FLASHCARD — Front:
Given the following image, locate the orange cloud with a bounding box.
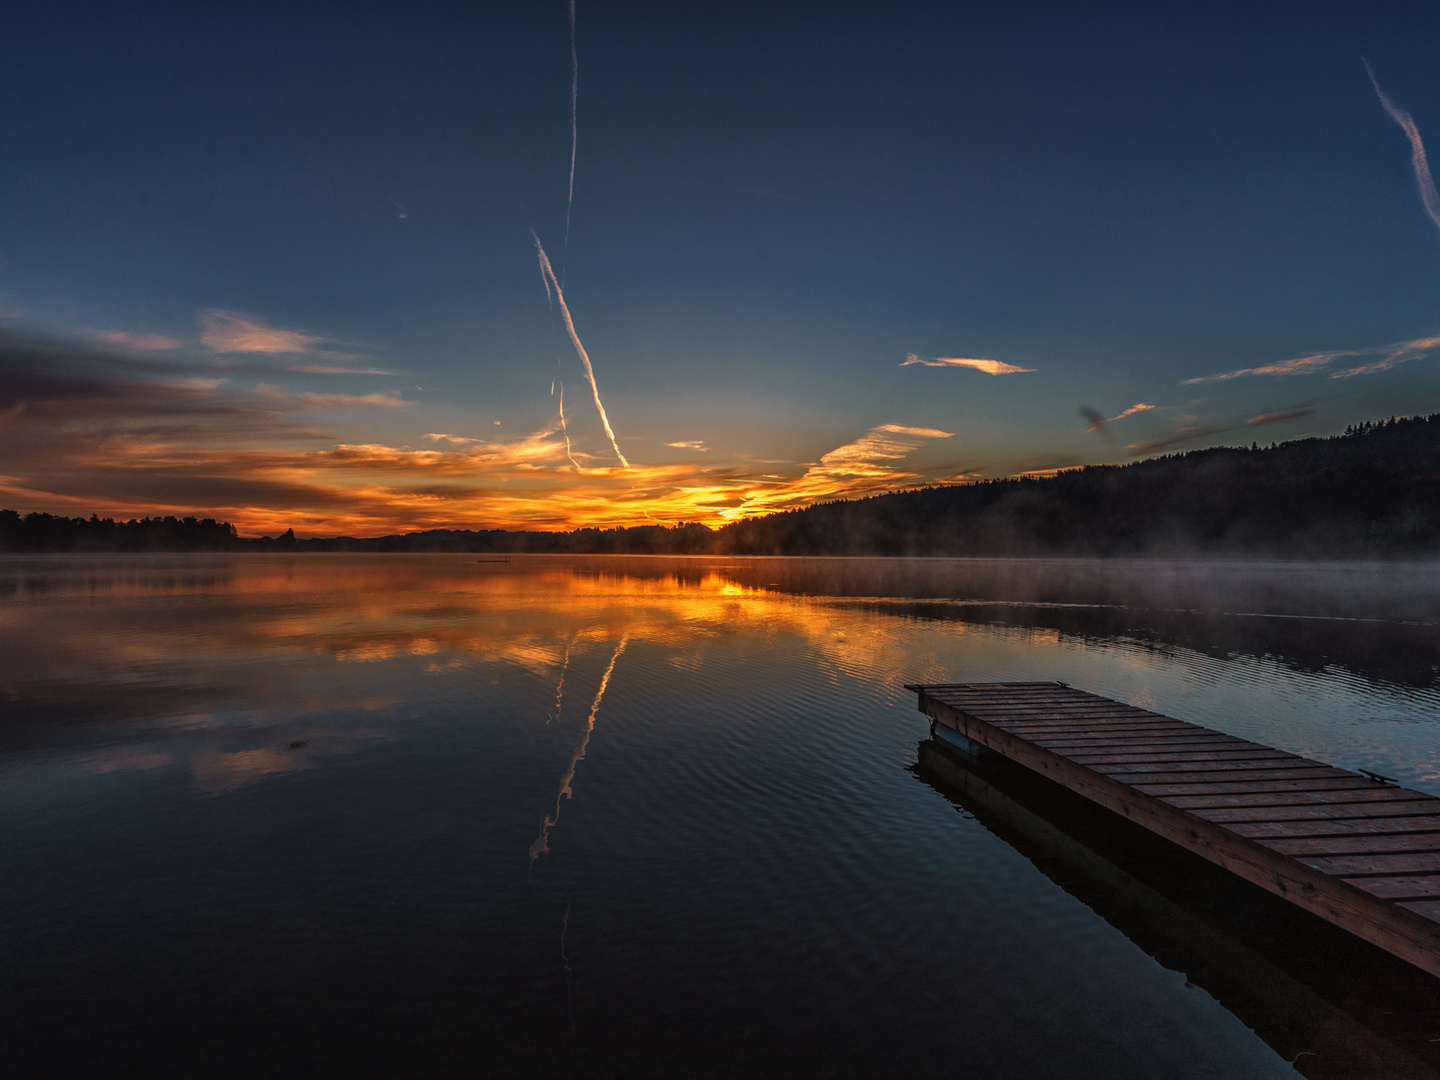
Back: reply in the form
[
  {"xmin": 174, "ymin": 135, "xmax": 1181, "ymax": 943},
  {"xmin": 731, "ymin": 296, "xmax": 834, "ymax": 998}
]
[
  {"xmin": 1184, "ymin": 335, "xmax": 1440, "ymax": 384},
  {"xmin": 92, "ymin": 330, "xmax": 185, "ymax": 351},
  {"xmin": 0, "ymin": 330, "xmax": 975, "ymax": 536},
  {"xmin": 200, "ymin": 310, "xmax": 323, "ymax": 354},
  {"xmin": 902, "ymin": 353, "xmax": 1035, "ymax": 374},
  {"xmin": 1247, "ymin": 407, "xmax": 1314, "ymax": 426},
  {"xmin": 1081, "ymin": 402, "xmax": 1154, "ymax": 432},
  {"xmin": 721, "ymin": 423, "xmax": 954, "ymax": 518}
]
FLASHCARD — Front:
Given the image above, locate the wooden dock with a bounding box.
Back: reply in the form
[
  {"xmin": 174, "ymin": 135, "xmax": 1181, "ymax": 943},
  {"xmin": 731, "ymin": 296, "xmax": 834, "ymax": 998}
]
[{"xmin": 907, "ymin": 681, "xmax": 1440, "ymax": 978}]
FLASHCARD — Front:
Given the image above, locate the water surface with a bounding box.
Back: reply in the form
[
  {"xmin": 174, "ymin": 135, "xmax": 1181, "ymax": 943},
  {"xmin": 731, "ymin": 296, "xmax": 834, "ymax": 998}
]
[{"xmin": 4, "ymin": 554, "xmax": 1440, "ymax": 1077}]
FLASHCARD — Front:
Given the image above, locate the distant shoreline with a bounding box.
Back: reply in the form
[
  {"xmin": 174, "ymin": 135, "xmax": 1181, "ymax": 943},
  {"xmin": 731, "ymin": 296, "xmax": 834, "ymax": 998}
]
[{"xmin": 5, "ymin": 415, "xmax": 1440, "ymax": 559}]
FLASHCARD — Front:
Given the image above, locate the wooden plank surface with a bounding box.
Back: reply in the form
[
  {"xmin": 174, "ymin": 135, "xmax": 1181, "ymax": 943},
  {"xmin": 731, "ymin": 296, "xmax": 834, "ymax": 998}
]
[
  {"xmin": 1262, "ymin": 834, "xmax": 1440, "ymax": 856},
  {"xmin": 908, "ymin": 680, "xmax": 1440, "ymax": 980}
]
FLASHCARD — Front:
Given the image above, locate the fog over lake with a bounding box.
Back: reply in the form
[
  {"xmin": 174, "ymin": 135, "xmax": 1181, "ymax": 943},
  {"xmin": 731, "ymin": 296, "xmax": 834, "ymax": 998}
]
[{"xmin": 4, "ymin": 554, "xmax": 1439, "ymax": 1077}]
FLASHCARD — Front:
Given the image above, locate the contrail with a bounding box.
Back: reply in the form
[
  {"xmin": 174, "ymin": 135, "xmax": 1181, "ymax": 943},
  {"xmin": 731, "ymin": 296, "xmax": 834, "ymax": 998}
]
[
  {"xmin": 557, "ymin": 382, "xmax": 582, "ymax": 471},
  {"xmin": 564, "ymin": 0, "xmax": 578, "ymax": 262},
  {"xmin": 529, "ymin": 635, "xmax": 628, "ymax": 862},
  {"xmin": 534, "ymin": 232, "xmax": 630, "ymax": 467},
  {"xmin": 1366, "ymin": 60, "xmax": 1440, "ymax": 237}
]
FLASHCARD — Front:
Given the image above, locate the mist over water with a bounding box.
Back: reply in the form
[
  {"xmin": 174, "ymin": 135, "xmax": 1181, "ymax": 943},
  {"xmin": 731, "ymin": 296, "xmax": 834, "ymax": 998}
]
[{"xmin": 2, "ymin": 553, "xmax": 1438, "ymax": 1077}]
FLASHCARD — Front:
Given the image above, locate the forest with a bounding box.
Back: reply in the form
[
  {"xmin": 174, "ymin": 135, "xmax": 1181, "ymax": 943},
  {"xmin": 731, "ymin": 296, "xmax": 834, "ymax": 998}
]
[{"xmin": 4, "ymin": 414, "xmax": 1439, "ymax": 557}]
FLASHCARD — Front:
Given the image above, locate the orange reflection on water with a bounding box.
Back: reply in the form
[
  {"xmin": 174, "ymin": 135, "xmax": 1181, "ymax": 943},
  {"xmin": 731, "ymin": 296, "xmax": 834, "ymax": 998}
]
[{"xmin": 0, "ymin": 554, "xmax": 1078, "ymax": 802}]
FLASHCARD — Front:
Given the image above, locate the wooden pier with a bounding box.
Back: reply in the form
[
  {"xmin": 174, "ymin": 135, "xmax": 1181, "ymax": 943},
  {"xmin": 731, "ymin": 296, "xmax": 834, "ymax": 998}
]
[{"xmin": 907, "ymin": 681, "xmax": 1440, "ymax": 978}]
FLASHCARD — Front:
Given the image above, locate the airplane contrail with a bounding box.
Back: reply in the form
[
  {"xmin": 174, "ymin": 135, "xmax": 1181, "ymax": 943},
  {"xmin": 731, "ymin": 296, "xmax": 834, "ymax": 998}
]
[
  {"xmin": 557, "ymin": 382, "xmax": 582, "ymax": 470},
  {"xmin": 529, "ymin": 635, "xmax": 628, "ymax": 862},
  {"xmin": 534, "ymin": 231, "xmax": 630, "ymax": 467},
  {"xmin": 1366, "ymin": 60, "xmax": 1440, "ymax": 237},
  {"xmin": 564, "ymin": 0, "xmax": 578, "ymax": 261}
]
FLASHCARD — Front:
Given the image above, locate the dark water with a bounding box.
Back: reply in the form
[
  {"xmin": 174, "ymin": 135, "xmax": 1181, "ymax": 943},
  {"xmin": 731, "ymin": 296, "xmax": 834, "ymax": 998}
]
[{"xmin": 3, "ymin": 554, "xmax": 1440, "ymax": 1078}]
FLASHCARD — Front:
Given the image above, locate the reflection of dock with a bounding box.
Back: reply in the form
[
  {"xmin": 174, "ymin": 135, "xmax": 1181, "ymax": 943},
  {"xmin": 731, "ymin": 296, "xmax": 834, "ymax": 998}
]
[
  {"xmin": 914, "ymin": 738, "xmax": 1440, "ymax": 1078},
  {"xmin": 906, "ymin": 682, "xmax": 1440, "ymax": 980}
]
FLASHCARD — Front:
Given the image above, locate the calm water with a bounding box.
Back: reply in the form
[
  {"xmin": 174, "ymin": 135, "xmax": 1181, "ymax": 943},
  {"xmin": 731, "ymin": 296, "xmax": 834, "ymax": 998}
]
[{"xmin": 4, "ymin": 554, "xmax": 1440, "ymax": 1078}]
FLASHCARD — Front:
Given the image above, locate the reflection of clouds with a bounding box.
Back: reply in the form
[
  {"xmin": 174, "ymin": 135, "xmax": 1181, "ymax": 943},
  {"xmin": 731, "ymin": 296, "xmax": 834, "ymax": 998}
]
[
  {"xmin": 189, "ymin": 727, "xmax": 391, "ymax": 794},
  {"xmin": 191, "ymin": 746, "xmax": 306, "ymax": 792},
  {"xmin": 83, "ymin": 748, "xmax": 175, "ymax": 774},
  {"xmin": 0, "ymin": 555, "xmax": 998, "ymax": 748}
]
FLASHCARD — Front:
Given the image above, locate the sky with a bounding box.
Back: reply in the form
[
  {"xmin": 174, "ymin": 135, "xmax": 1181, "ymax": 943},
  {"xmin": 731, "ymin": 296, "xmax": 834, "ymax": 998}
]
[{"xmin": 4, "ymin": 2, "xmax": 1440, "ymax": 535}]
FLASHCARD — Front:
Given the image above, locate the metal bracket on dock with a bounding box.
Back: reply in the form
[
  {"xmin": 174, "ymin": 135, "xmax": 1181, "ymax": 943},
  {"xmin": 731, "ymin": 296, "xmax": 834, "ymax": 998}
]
[
  {"xmin": 930, "ymin": 720, "xmax": 989, "ymax": 760},
  {"xmin": 1359, "ymin": 768, "xmax": 1399, "ymax": 785}
]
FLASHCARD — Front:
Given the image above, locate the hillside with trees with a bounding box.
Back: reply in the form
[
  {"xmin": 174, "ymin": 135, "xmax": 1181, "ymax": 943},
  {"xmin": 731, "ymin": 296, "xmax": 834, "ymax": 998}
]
[{"xmin": 715, "ymin": 414, "xmax": 1440, "ymax": 557}]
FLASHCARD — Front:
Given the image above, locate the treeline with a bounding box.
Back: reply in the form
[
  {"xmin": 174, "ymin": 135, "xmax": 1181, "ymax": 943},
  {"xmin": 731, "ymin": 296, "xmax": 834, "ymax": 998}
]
[
  {"xmin": 717, "ymin": 414, "xmax": 1440, "ymax": 557},
  {"xmin": 6, "ymin": 414, "xmax": 1440, "ymax": 557},
  {"xmin": 0, "ymin": 510, "xmax": 239, "ymax": 552}
]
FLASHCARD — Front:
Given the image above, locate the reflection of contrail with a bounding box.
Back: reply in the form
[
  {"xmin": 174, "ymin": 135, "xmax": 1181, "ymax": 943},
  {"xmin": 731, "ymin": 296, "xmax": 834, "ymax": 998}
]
[
  {"xmin": 1366, "ymin": 60, "xmax": 1440, "ymax": 237},
  {"xmin": 564, "ymin": 0, "xmax": 578, "ymax": 261},
  {"xmin": 533, "ymin": 232, "xmax": 630, "ymax": 467},
  {"xmin": 549, "ymin": 635, "xmax": 577, "ymax": 724},
  {"xmin": 529, "ymin": 635, "xmax": 628, "ymax": 861},
  {"xmin": 561, "ymin": 901, "xmax": 576, "ymax": 1037},
  {"xmin": 557, "ymin": 382, "xmax": 582, "ymax": 471}
]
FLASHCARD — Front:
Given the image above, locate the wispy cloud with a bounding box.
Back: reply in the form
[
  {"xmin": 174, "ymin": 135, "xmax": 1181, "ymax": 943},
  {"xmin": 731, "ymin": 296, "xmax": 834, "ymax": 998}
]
[
  {"xmin": 902, "ymin": 353, "xmax": 1035, "ymax": 375},
  {"xmin": 1247, "ymin": 407, "xmax": 1314, "ymax": 426},
  {"xmin": 92, "ymin": 330, "xmax": 184, "ymax": 351},
  {"xmin": 1125, "ymin": 407, "xmax": 1312, "ymax": 457},
  {"xmin": 271, "ymin": 390, "xmax": 412, "ymax": 410},
  {"xmin": 1124, "ymin": 424, "xmax": 1230, "ymax": 457},
  {"xmin": 200, "ymin": 310, "xmax": 323, "ymax": 354},
  {"xmin": 1367, "ymin": 60, "xmax": 1440, "ymax": 238},
  {"xmin": 0, "ymin": 329, "xmax": 981, "ymax": 536},
  {"xmin": 667, "ymin": 440, "xmax": 707, "ymax": 451},
  {"xmin": 1080, "ymin": 402, "xmax": 1154, "ymax": 433},
  {"xmin": 1184, "ymin": 335, "xmax": 1440, "ymax": 384},
  {"xmin": 726, "ymin": 423, "xmax": 953, "ymax": 517},
  {"xmin": 533, "ymin": 232, "xmax": 629, "ymax": 468},
  {"xmin": 1182, "ymin": 352, "xmax": 1339, "ymax": 384}
]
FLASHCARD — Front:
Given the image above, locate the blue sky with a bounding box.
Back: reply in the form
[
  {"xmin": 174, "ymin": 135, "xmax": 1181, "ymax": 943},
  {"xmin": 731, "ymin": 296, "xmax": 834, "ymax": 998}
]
[{"xmin": 3, "ymin": 2, "xmax": 1440, "ymax": 532}]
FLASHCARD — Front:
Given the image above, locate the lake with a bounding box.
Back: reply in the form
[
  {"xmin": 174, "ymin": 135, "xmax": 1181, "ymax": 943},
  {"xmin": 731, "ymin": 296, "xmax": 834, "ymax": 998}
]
[{"xmin": 3, "ymin": 553, "xmax": 1440, "ymax": 1078}]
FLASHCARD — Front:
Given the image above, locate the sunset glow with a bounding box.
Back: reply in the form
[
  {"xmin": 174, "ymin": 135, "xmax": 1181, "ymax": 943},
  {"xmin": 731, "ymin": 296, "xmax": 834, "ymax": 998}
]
[{"xmin": 2, "ymin": 8, "xmax": 1439, "ymax": 536}]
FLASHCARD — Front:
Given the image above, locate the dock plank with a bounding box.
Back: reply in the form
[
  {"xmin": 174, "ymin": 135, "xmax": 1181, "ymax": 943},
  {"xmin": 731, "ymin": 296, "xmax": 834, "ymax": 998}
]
[
  {"xmin": 1190, "ymin": 800, "xmax": 1440, "ymax": 823},
  {"xmin": 1301, "ymin": 852, "xmax": 1440, "ymax": 876},
  {"xmin": 1260, "ymin": 834, "xmax": 1440, "ymax": 856},
  {"xmin": 1160, "ymin": 788, "xmax": 1429, "ymax": 810},
  {"xmin": 908, "ymin": 680, "xmax": 1440, "ymax": 979},
  {"xmin": 1094, "ymin": 754, "xmax": 1330, "ymax": 771},
  {"xmin": 1346, "ymin": 876, "xmax": 1440, "ymax": 901},
  {"xmin": 1228, "ymin": 815, "xmax": 1440, "ymax": 838},
  {"xmin": 1134, "ymin": 779, "xmax": 1377, "ymax": 797},
  {"xmin": 1108, "ymin": 766, "xmax": 1353, "ymax": 784}
]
